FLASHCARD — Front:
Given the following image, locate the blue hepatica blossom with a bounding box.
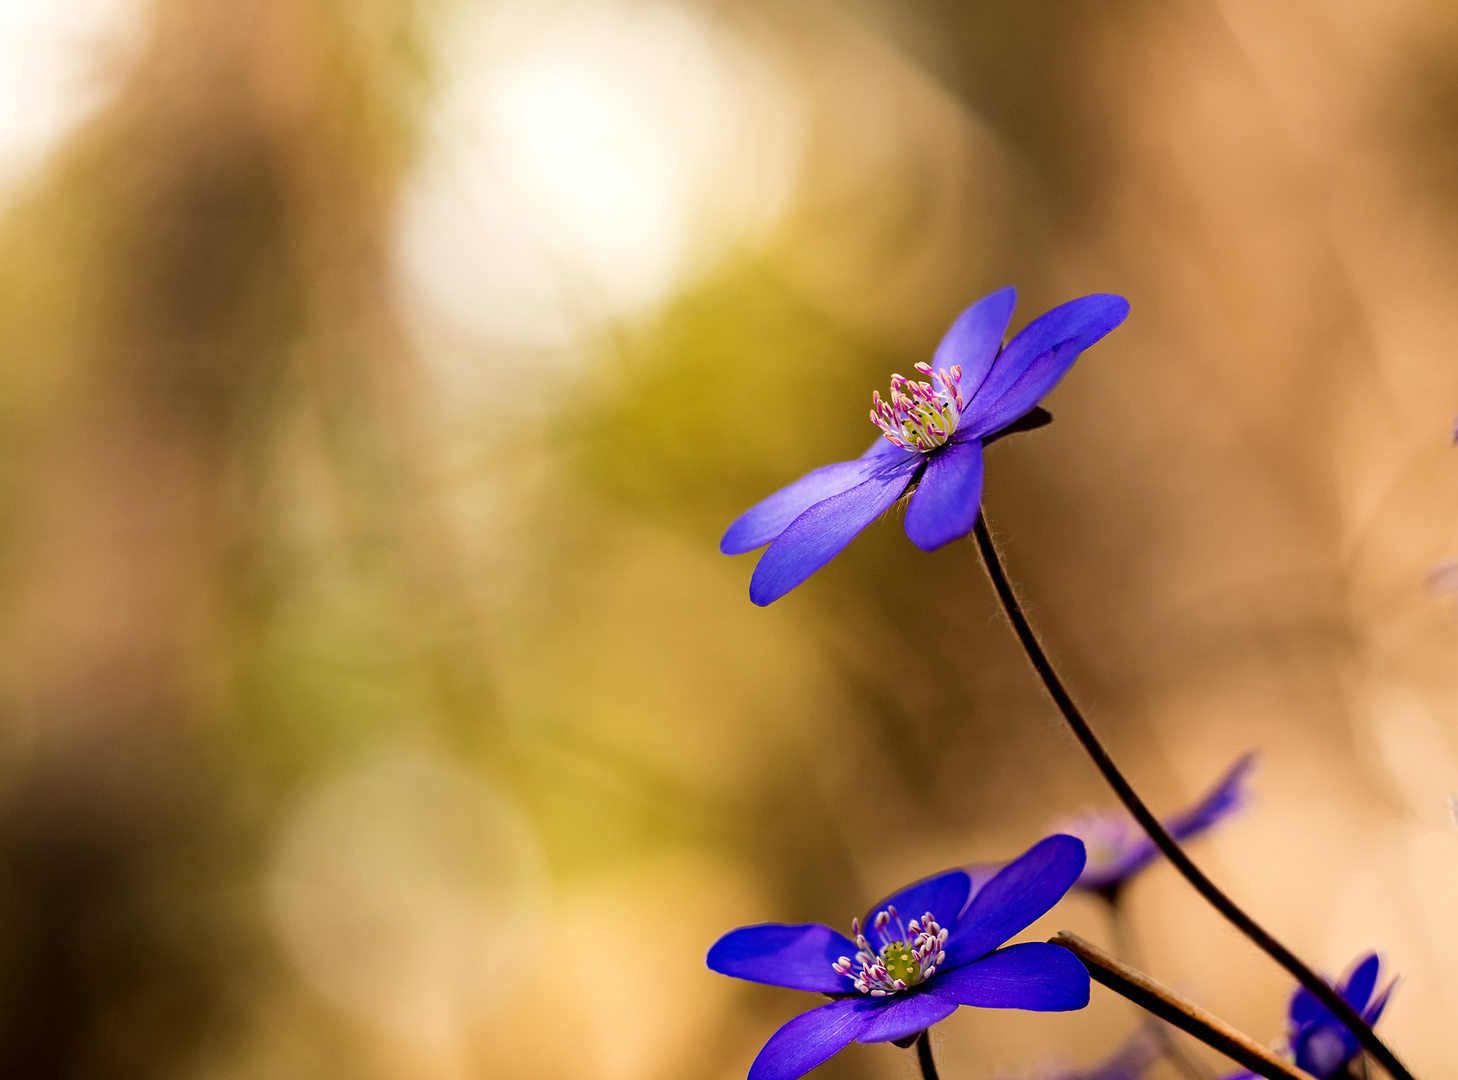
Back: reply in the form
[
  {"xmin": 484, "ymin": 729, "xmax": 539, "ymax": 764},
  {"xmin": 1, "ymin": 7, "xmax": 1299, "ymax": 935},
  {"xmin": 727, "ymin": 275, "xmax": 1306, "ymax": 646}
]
[
  {"xmin": 1225, "ymin": 952, "xmax": 1396, "ymax": 1080},
  {"xmin": 707, "ymin": 835, "xmax": 1091, "ymax": 1080},
  {"xmin": 1058, "ymin": 753, "xmax": 1255, "ymax": 895},
  {"xmin": 721, "ymin": 287, "xmax": 1130, "ymax": 605}
]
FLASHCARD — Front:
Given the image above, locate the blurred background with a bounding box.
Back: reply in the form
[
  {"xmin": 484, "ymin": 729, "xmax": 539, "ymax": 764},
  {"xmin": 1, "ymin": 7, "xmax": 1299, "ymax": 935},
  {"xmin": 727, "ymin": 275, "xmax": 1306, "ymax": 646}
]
[{"xmin": 0, "ymin": 0, "xmax": 1454, "ymax": 1078}]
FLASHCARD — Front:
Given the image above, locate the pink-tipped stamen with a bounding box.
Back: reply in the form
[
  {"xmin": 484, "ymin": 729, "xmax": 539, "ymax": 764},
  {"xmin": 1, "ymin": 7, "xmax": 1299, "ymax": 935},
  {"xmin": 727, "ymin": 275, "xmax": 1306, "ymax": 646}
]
[{"xmin": 870, "ymin": 364, "xmax": 965, "ymax": 452}]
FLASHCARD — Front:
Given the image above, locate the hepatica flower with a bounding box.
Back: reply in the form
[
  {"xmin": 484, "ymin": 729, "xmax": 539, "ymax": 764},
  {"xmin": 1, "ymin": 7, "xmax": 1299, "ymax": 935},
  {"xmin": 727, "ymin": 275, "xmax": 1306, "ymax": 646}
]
[
  {"xmin": 707, "ymin": 835, "xmax": 1091, "ymax": 1080},
  {"xmin": 1059, "ymin": 753, "xmax": 1255, "ymax": 895},
  {"xmin": 721, "ymin": 288, "xmax": 1129, "ymax": 605},
  {"xmin": 1288, "ymin": 952, "xmax": 1396, "ymax": 1079},
  {"xmin": 1224, "ymin": 953, "xmax": 1396, "ymax": 1080}
]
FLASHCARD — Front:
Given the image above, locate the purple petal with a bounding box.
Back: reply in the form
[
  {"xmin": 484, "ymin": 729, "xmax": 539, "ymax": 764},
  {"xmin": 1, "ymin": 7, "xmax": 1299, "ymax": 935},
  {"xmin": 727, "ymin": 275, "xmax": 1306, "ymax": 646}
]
[
  {"xmin": 1295, "ymin": 1027, "xmax": 1356, "ymax": 1080},
  {"xmin": 748, "ymin": 455, "xmax": 920, "ymax": 606},
  {"xmin": 1287, "ymin": 952, "xmax": 1396, "ymax": 1079},
  {"xmin": 903, "ymin": 439, "xmax": 985, "ymax": 552},
  {"xmin": 959, "ymin": 863, "xmax": 1004, "ymax": 916},
  {"xmin": 722, "ymin": 458, "xmax": 884, "ymax": 555},
  {"xmin": 1073, "ymin": 753, "xmax": 1255, "ymax": 892},
  {"xmin": 1064, "ymin": 812, "xmax": 1152, "ymax": 892},
  {"xmin": 943, "ymin": 835, "xmax": 1085, "ymax": 968},
  {"xmin": 1166, "ymin": 752, "xmax": 1257, "ymax": 843},
  {"xmin": 1364, "ymin": 973, "xmax": 1396, "ymax": 1026},
  {"xmin": 1288, "ymin": 978, "xmax": 1328, "ymax": 1028},
  {"xmin": 1339, "ymin": 952, "xmax": 1380, "ymax": 1014},
  {"xmin": 853, "ymin": 992, "xmax": 960, "ymax": 1044},
  {"xmin": 864, "ymin": 870, "xmax": 973, "ymax": 937},
  {"xmin": 862, "ymin": 435, "xmax": 918, "ymax": 460},
  {"xmin": 961, "ymin": 294, "xmax": 1129, "ymax": 440},
  {"xmin": 928, "ymin": 287, "xmax": 1017, "ymax": 401},
  {"xmin": 747, "ymin": 999, "xmax": 871, "ymax": 1080},
  {"xmin": 929, "ymin": 942, "xmax": 1090, "ymax": 1011},
  {"xmin": 980, "ymin": 406, "xmax": 1053, "ymax": 446},
  {"xmin": 707, "ymin": 923, "xmax": 858, "ymax": 993}
]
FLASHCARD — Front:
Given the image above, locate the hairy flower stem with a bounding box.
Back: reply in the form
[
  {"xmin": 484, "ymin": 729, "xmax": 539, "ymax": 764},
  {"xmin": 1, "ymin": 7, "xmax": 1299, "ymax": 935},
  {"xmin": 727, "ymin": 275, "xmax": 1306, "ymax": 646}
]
[
  {"xmin": 915, "ymin": 1031, "xmax": 940, "ymax": 1080},
  {"xmin": 972, "ymin": 516, "xmax": 1414, "ymax": 1080}
]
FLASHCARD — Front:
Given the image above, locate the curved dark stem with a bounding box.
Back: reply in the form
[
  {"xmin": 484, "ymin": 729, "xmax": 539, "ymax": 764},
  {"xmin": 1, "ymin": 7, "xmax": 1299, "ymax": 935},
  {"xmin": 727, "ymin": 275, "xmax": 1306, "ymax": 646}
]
[
  {"xmin": 915, "ymin": 1031, "xmax": 940, "ymax": 1080},
  {"xmin": 971, "ymin": 515, "xmax": 1414, "ymax": 1080}
]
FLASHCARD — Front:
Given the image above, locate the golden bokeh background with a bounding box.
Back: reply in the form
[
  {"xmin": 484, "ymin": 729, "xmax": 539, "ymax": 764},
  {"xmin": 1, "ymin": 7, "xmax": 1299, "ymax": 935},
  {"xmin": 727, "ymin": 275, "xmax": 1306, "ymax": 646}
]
[{"xmin": 0, "ymin": 1, "xmax": 1454, "ymax": 1078}]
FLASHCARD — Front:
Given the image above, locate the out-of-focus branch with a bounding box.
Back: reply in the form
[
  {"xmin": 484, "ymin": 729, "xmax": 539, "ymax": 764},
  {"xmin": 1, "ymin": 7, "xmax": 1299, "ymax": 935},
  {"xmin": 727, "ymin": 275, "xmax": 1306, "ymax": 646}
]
[{"xmin": 1049, "ymin": 932, "xmax": 1314, "ymax": 1080}]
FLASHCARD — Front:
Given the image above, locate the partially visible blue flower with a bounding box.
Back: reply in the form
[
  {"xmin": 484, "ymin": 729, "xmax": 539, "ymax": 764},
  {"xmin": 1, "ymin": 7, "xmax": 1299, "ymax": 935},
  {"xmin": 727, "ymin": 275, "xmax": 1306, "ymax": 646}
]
[
  {"xmin": 1222, "ymin": 952, "xmax": 1396, "ymax": 1080},
  {"xmin": 1288, "ymin": 952, "xmax": 1396, "ymax": 1079},
  {"xmin": 1056, "ymin": 753, "xmax": 1255, "ymax": 895},
  {"xmin": 993, "ymin": 1024, "xmax": 1164, "ymax": 1080},
  {"xmin": 707, "ymin": 835, "xmax": 1092, "ymax": 1080},
  {"xmin": 721, "ymin": 288, "xmax": 1130, "ymax": 605}
]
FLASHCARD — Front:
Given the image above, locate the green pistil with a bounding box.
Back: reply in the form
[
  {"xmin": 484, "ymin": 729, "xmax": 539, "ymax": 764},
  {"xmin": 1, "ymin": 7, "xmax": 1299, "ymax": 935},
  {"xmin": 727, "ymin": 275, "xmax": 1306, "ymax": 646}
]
[{"xmin": 880, "ymin": 942, "xmax": 922, "ymax": 986}]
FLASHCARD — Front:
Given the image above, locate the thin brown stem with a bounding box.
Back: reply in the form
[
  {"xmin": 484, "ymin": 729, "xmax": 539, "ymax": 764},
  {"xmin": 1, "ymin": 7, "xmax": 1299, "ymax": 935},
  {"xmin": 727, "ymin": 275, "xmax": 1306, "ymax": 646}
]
[
  {"xmin": 973, "ymin": 515, "xmax": 1411, "ymax": 1080},
  {"xmin": 1050, "ymin": 932, "xmax": 1314, "ymax": 1080}
]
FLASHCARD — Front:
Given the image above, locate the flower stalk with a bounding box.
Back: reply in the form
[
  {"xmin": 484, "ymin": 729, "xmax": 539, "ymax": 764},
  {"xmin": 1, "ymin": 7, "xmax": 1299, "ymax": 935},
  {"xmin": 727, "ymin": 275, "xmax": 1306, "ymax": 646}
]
[
  {"xmin": 915, "ymin": 1031, "xmax": 940, "ymax": 1080},
  {"xmin": 972, "ymin": 515, "xmax": 1414, "ymax": 1080}
]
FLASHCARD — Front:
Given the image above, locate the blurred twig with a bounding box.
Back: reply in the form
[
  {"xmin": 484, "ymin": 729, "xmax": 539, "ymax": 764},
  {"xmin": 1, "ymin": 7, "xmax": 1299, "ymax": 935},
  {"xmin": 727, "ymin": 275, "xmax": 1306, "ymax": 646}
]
[{"xmin": 1049, "ymin": 931, "xmax": 1314, "ymax": 1080}]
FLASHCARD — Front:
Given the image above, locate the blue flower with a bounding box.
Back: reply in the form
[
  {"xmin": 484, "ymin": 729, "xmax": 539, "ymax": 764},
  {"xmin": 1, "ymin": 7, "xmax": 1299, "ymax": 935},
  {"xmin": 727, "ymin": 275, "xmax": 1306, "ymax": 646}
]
[
  {"xmin": 1223, "ymin": 952, "xmax": 1396, "ymax": 1080},
  {"xmin": 1057, "ymin": 753, "xmax": 1255, "ymax": 895},
  {"xmin": 707, "ymin": 835, "xmax": 1091, "ymax": 1080},
  {"xmin": 1287, "ymin": 952, "xmax": 1396, "ymax": 1079},
  {"xmin": 721, "ymin": 287, "xmax": 1129, "ymax": 605}
]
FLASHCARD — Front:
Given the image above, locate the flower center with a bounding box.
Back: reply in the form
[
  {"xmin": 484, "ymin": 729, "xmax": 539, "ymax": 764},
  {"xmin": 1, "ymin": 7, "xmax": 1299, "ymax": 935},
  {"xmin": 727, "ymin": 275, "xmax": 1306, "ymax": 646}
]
[
  {"xmin": 1062, "ymin": 811, "xmax": 1137, "ymax": 868},
  {"xmin": 870, "ymin": 362, "xmax": 965, "ymax": 452},
  {"xmin": 832, "ymin": 904, "xmax": 949, "ymax": 996},
  {"xmin": 880, "ymin": 941, "xmax": 922, "ymax": 986}
]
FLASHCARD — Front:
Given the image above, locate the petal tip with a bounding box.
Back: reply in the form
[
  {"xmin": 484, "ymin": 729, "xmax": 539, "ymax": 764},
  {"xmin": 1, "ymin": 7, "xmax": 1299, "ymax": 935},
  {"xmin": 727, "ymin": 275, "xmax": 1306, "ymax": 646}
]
[
  {"xmin": 748, "ymin": 575, "xmax": 787, "ymax": 607},
  {"xmin": 1045, "ymin": 832, "xmax": 1089, "ymax": 874},
  {"xmin": 1087, "ymin": 292, "xmax": 1131, "ymax": 328},
  {"xmin": 904, "ymin": 522, "xmax": 968, "ymax": 552},
  {"xmin": 978, "ymin": 284, "xmax": 1017, "ymax": 313}
]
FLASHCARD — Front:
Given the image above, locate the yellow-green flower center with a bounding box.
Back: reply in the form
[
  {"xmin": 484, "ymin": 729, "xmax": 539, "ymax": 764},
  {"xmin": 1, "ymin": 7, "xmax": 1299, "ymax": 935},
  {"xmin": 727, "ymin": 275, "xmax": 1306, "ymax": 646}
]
[
  {"xmin": 879, "ymin": 941, "xmax": 923, "ymax": 986},
  {"xmin": 831, "ymin": 905, "xmax": 949, "ymax": 996},
  {"xmin": 870, "ymin": 362, "xmax": 966, "ymax": 452}
]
